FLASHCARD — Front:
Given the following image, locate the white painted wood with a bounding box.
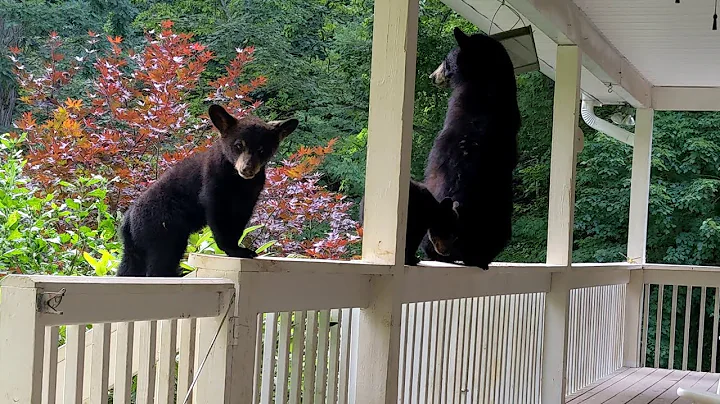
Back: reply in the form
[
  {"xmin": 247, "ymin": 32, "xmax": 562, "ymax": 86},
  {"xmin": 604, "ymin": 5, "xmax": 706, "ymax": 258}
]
[
  {"xmin": 64, "ymin": 324, "xmax": 86, "ymax": 404},
  {"xmin": 189, "ymin": 254, "xmax": 392, "ymax": 275},
  {"xmin": 42, "ymin": 326, "xmax": 59, "ymax": 404},
  {"xmin": 398, "ymin": 304, "xmax": 407, "ymax": 402},
  {"xmin": 289, "ymin": 311, "xmax": 306, "ymax": 404},
  {"xmin": 136, "ymin": 321, "xmax": 157, "ymax": 404},
  {"xmin": 669, "ymin": 286, "xmax": 678, "ymax": 370},
  {"xmin": 177, "ymin": 318, "xmax": 196, "ymax": 404},
  {"xmin": 114, "ymin": 322, "xmax": 134, "ymax": 404},
  {"xmin": 276, "ymin": 312, "xmax": 292, "ymax": 404},
  {"xmin": 89, "ymin": 323, "xmax": 111, "ymax": 404},
  {"xmin": 542, "ymin": 45, "xmax": 581, "ymax": 402},
  {"xmin": 652, "ymin": 87, "xmax": 720, "ymax": 111},
  {"xmin": 260, "ymin": 313, "xmax": 278, "ymax": 404},
  {"xmin": 643, "ymin": 264, "xmax": 720, "ymax": 273},
  {"xmin": 419, "ymin": 303, "xmax": 431, "ymax": 402},
  {"xmin": 359, "ymin": 0, "xmax": 416, "ymax": 266},
  {"xmin": 712, "ymin": 288, "xmax": 719, "ymax": 373},
  {"xmin": 698, "ymin": 287, "xmax": 707, "ymax": 372},
  {"xmin": 498, "ymin": 0, "xmax": 652, "ymax": 107},
  {"xmin": 546, "ymin": 44, "xmax": 581, "ymax": 266},
  {"xmin": 193, "ymin": 296, "xmax": 235, "ymax": 404},
  {"xmin": 338, "ymin": 309, "xmax": 352, "ymax": 404},
  {"xmin": 254, "ymin": 315, "xmax": 264, "ymax": 403},
  {"xmin": 683, "ymin": 286, "xmax": 693, "ymax": 371},
  {"xmin": 0, "ymin": 276, "xmax": 235, "ymax": 326},
  {"xmin": 403, "ymin": 268, "xmax": 551, "ymax": 303},
  {"xmin": 303, "ymin": 311, "xmax": 319, "ymax": 402},
  {"xmin": 642, "ymin": 283, "xmax": 650, "ymax": 368},
  {"xmin": 411, "ymin": 303, "xmax": 423, "ymax": 403},
  {"xmin": 327, "ymin": 310, "xmax": 341, "ymax": 404},
  {"xmin": 627, "ymin": 108, "xmax": 654, "ymax": 264},
  {"xmin": 240, "ymin": 272, "xmax": 374, "ymax": 313},
  {"xmin": 573, "ymin": 0, "xmax": 720, "ymax": 89},
  {"xmin": 543, "ymin": 274, "xmax": 572, "ymax": 403},
  {"xmin": 428, "ymin": 301, "xmax": 440, "ymax": 403},
  {"xmin": 623, "ymin": 108, "xmax": 653, "ymax": 369},
  {"xmin": 355, "ymin": 2, "xmax": 417, "ymax": 402},
  {"xmin": 654, "ymin": 285, "xmax": 664, "ymax": 369},
  {"xmin": 315, "ymin": 310, "xmax": 331, "ymax": 403},
  {"xmin": 466, "ymin": 298, "xmax": 478, "ymax": 402},
  {"xmin": 155, "ymin": 319, "xmax": 177, "ymax": 404},
  {"xmin": 645, "ymin": 270, "xmax": 720, "ymax": 289},
  {"xmin": 0, "ymin": 284, "xmax": 45, "ymax": 404}
]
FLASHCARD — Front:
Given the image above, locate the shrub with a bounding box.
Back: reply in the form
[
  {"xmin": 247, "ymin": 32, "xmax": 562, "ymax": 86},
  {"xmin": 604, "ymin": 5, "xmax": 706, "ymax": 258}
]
[
  {"xmin": 0, "ymin": 133, "xmax": 119, "ymax": 276},
  {"xmin": 9, "ymin": 22, "xmax": 264, "ymax": 211}
]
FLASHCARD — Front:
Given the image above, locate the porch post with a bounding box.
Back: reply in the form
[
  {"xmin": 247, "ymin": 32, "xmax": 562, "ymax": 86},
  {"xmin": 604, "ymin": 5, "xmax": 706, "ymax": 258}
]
[
  {"xmin": 0, "ymin": 280, "xmax": 46, "ymax": 404},
  {"xmin": 356, "ymin": 0, "xmax": 418, "ymax": 401},
  {"xmin": 623, "ymin": 108, "xmax": 654, "ymax": 367},
  {"xmin": 542, "ymin": 44, "xmax": 581, "ymax": 404}
]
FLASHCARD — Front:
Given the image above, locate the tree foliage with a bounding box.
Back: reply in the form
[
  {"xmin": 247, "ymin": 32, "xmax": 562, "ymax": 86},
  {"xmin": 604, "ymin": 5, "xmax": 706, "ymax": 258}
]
[{"xmin": 10, "ymin": 24, "xmax": 263, "ymax": 210}]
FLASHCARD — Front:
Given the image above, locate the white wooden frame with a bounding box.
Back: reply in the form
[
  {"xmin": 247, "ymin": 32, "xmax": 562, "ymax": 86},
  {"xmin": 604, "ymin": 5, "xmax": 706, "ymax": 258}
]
[{"xmin": 0, "ymin": 276, "xmax": 235, "ymax": 404}]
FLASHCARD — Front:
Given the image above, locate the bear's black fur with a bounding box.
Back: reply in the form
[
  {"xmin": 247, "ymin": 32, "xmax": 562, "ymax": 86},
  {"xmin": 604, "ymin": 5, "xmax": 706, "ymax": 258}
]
[
  {"xmin": 359, "ymin": 180, "xmax": 459, "ymax": 266},
  {"xmin": 117, "ymin": 105, "xmax": 298, "ymax": 277},
  {"xmin": 420, "ymin": 27, "xmax": 520, "ymax": 270}
]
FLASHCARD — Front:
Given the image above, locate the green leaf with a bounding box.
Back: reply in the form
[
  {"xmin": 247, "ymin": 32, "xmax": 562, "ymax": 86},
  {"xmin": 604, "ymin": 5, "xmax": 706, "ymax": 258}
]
[
  {"xmin": 87, "ymin": 189, "xmax": 107, "ymax": 199},
  {"xmin": 65, "ymin": 199, "xmax": 80, "ymax": 210},
  {"xmin": 5, "ymin": 211, "xmax": 19, "ymax": 228},
  {"xmin": 255, "ymin": 240, "xmax": 276, "ymax": 254},
  {"xmin": 239, "ymin": 224, "xmax": 264, "ymax": 243}
]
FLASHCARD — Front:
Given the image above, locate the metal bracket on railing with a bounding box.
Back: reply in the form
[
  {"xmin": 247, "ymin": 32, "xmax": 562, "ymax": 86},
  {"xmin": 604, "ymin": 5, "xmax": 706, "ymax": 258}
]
[
  {"xmin": 230, "ymin": 317, "xmax": 241, "ymax": 345},
  {"xmin": 38, "ymin": 288, "xmax": 66, "ymax": 315}
]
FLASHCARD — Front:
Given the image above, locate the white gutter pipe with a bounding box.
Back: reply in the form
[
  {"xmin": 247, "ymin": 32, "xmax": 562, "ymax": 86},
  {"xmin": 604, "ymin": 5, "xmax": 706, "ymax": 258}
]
[{"xmin": 580, "ymin": 93, "xmax": 635, "ymax": 146}]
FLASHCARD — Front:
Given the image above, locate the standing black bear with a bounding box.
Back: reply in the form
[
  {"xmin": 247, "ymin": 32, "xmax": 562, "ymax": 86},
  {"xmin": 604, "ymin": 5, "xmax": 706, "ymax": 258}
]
[
  {"xmin": 358, "ymin": 180, "xmax": 459, "ymax": 266},
  {"xmin": 421, "ymin": 27, "xmax": 520, "ymax": 270},
  {"xmin": 117, "ymin": 105, "xmax": 298, "ymax": 277}
]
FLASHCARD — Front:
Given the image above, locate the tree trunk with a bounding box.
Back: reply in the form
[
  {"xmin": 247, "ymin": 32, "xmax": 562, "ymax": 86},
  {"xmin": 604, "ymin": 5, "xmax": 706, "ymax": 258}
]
[{"xmin": 0, "ymin": 17, "xmax": 21, "ymax": 131}]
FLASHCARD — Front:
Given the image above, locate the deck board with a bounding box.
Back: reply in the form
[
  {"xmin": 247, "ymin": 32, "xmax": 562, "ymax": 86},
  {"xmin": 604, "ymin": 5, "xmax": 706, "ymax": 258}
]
[{"xmin": 565, "ymin": 368, "xmax": 720, "ymax": 404}]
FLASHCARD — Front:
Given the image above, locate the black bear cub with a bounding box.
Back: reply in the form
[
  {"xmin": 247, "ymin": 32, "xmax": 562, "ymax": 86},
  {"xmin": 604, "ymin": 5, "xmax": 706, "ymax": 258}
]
[
  {"xmin": 117, "ymin": 105, "xmax": 298, "ymax": 277},
  {"xmin": 359, "ymin": 180, "xmax": 459, "ymax": 266},
  {"xmin": 421, "ymin": 27, "xmax": 520, "ymax": 269}
]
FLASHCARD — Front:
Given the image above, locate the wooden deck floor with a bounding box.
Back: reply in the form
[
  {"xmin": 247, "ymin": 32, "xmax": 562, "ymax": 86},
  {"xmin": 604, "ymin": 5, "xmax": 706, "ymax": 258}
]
[{"xmin": 566, "ymin": 367, "xmax": 720, "ymax": 403}]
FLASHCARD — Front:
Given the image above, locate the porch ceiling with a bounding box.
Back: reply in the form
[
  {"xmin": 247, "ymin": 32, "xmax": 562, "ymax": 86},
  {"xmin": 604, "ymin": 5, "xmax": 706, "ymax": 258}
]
[
  {"xmin": 443, "ymin": 0, "xmax": 720, "ymax": 111},
  {"xmin": 574, "ymin": 0, "xmax": 720, "ymax": 88}
]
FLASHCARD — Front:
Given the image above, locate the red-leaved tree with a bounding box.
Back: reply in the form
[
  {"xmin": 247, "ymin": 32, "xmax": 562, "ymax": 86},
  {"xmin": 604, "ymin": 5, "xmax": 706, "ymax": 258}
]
[
  {"xmin": 10, "ymin": 21, "xmax": 264, "ymax": 209},
  {"xmin": 249, "ymin": 139, "xmax": 361, "ymax": 259}
]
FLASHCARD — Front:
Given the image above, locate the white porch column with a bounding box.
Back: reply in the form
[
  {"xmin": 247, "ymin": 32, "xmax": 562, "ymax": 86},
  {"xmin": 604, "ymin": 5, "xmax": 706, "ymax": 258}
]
[
  {"xmin": 0, "ymin": 282, "xmax": 45, "ymax": 404},
  {"xmin": 623, "ymin": 108, "xmax": 654, "ymax": 367},
  {"xmin": 356, "ymin": 0, "xmax": 418, "ymax": 401},
  {"xmin": 542, "ymin": 44, "xmax": 581, "ymax": 404}
]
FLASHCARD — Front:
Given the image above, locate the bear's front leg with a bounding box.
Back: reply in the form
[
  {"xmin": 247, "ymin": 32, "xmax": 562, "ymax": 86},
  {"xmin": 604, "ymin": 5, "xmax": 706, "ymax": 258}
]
[{"xmin": 206, "ymin": 204, "xmax": 258, "ymax": 259}]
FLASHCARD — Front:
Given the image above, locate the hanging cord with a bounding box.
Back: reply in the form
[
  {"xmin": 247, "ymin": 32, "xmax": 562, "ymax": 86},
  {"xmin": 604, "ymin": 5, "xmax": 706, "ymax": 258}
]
[
  {"xmin": 182, "ymin": 292, "xmax": 236, "ymax": 404},
  {"xmin": 464, "ymin": 0, "xmax": 525, "ymax": 35},
  {"xmin": 713, "ymin": 0, "xmax": 718, "ymax": 30}
]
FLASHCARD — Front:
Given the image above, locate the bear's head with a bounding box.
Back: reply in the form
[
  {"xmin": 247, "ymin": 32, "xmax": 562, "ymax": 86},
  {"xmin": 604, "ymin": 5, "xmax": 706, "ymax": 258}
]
[
  {"xmin": 209, "ymin": 104, "xmax": 298, "ymax": 179},
  {"xmin": 427, "ymin": 197, "xmax": 460, "ymax": 256},
  {"xmin": 430, "ymin": 27, "xmax": 515, "ymax": 90}
]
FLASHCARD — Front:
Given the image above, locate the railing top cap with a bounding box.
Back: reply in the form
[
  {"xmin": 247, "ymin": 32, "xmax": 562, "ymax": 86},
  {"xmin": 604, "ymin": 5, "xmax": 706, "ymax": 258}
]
[{"xmin": 0, "ymin": 274, "xmax": 236, "ymax": 288}]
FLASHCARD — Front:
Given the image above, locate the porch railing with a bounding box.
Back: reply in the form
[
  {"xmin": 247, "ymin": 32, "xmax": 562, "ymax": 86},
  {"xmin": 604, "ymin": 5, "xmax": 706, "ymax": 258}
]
[{"xmin": 0, "ymin": 256, "xmax": 656, "ymax": 404}]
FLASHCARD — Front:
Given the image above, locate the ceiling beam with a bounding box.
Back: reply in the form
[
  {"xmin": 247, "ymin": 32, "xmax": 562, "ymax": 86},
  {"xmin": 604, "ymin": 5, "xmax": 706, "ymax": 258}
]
[
  {"xmin": 492, "ymin": 0, "xmax": 653, "ymax": 107},
  {"xmin": 652, "ymin": 87, "xmax": 720, "ymax": 111}
]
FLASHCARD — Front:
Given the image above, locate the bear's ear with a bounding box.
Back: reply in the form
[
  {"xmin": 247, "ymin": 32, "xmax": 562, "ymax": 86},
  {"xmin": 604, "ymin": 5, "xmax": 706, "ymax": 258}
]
[
  {"xmin": 453, "ymin": 27, "xmax": 471, "ymax": 49},
  {"xmin": 269, "ymin": 118, "xmax": 299, "ymax": 140},
  {"xmin": 208, "ymin": 104, "xmax": 237, "ymax": 135}
]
